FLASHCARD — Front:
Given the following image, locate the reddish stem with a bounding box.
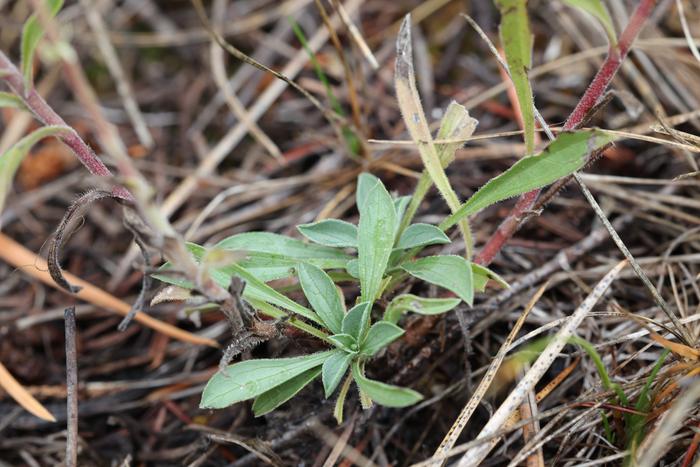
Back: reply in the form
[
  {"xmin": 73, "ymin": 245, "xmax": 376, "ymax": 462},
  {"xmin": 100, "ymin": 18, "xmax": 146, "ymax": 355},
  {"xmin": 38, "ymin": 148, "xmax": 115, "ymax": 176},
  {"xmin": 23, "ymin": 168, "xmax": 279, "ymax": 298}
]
[
  {"xmin": 474, "ymin": 0, "xmax": 658, "ymax": 266},
  {"xmin": 0, "ymin": 51, "xmax": 131, "ymax": 200}
]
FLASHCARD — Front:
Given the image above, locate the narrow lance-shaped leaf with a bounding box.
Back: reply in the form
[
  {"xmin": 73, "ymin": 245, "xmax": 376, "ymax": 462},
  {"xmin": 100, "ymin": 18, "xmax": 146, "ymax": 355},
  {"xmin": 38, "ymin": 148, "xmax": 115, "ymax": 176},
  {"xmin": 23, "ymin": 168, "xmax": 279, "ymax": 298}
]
[
  {"xmin": 401, "ymin": 255, "xmax": 474, "ymax": 306},
  {"xmin": 200, "ymin": 350, "xmax": 333, "ymax": 409},
  {"xmin": 252, "ymin": 366, "xmax": 322, "ymax": 416},
  {"xmin": 562, "ymin": 0, "xmax": 617, "ymax": 45},
  {"xmin": 0, "ymin": 92, "xmax": 26, "ymax": 110},
  {"xmin": 396, "ymin": 223, "xmax": 450, "ymax": 250},
  {"xmin": 361, "ymin": 321, "xmax": 404, "ymax": 356},
  {"xmin": 322, "ymin": 349, "xmax": 354, "ymax": 397},
  {"xmin": 341, "ymin": 302, "xmax": 372, "ymax": 342},
  {"xmin": 496, "ymin": 0, "xmax": 535, "ymax": 154},
  {"xmin": 358, "ymin": 180, "xmax": 396, "ymax": 302},
  {"xmin": 298, "ymin": 263, "xmax": 344, "ymax": 334},
  {"xmin": 0, "ymin": 126, "xmax": 71, "ymax": 221},
  {"xmin": 441, "ymin": 130, "xmax": 616, "ymax": 230},
  {"xmin": 384, "ymin": 294, "xmax": 461, "ymax": 324},
  {"xmin": 351, "ymin": 361, "xmax": 423, "ymax": 407},
  {"xmin": 297, "ymin": 219, "xmax": 357, "ymax": 248},
  {"xmin": 395, "ymin": 15, "xmax": 474, "ymax": 256},
  {"xmin": 21, "ymin": 0, "xmax": 64, "ymax": 90}
]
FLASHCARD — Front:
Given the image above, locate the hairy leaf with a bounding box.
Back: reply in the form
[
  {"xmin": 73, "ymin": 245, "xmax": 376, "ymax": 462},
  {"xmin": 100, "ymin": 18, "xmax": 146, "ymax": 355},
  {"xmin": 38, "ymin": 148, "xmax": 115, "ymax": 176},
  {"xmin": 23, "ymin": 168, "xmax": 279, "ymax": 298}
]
[
  {"xmin": 472, "ymin": 263, "xmax": 509, "ymax": 292},
  {"xmin": 562, "ymin": 0, "xmax": 617, "ymax": 45},
  {"xmin": 356, "ymin": 172, "xmax": 382, "ymax": 210},
  {"xmin": 361, "ymin": 321, "xmax": 404, "ymax": 356},
  {"xmin": 201, "ymin": 351, "xmax": 332, "ymax": 409},
  {"xmin": 297, "ymin": 219, "xmax": 358, "ymax": 248},
  {"xmin": 358, "ymin": 178, "xmax": 397, "ymax": 302},
  {"xmin": 401, "ymin": 255, "xmax": 474, "ymax": 305},
  {"xmin": 496, "ymin": 0, "xmax": 535, "ymax": 154},
  {"xmin": 21, "ymin": 0, "xmax": 64, "ymax": 89},
  {"xmin": 351, "ymin": 361, "xmax": 423, "ymax": 407},
  {"xmin": 322, "ymin": 349, "xmax": 354, "ymax": 397},
  {"xmin": 327, "ymin": 333, "xmax": 358, "ymax": 353},
  {"xmin": 298, "ymin": 263, "xmax": 344, "ymax": 334},
  {"xmin": 341, "ymin": 302, "xmax": 372, "ymax": 342},
  {"xmin": 396, "ymin": 223, "xmax": 450, "ymax": 250},
  {"xmin": 442, "ymin": 130, "xmax": 616, "ymax": 230},
  {"xmin": 0, "ymin": 92, "xmax": 26, "ymax": 110},
  {"xmin": 0, "ymin": 125, "xmax": 71, "ymax": 221},
  {"xmin": 216, "ymin": 232, "xmax": 350, "ymax": 265},
  {"xmin": 252, "ymin": 366, "xmax": 322, "ymax": 416},
  {"xmin": 384, "ymin": 294, "xmax": 461, "ymax": 324}
]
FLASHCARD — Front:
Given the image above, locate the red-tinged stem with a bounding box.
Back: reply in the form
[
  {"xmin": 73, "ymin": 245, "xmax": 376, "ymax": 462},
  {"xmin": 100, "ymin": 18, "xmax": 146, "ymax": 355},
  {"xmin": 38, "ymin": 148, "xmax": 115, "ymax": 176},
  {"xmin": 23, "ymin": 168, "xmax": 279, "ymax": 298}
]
[
  {"xmin": 0, "ymin": 51, "xmax": 131, "ymax": 200},
  {"xmin": 474, "ymin": 0, "xmax": 658, "ymax": 266}
]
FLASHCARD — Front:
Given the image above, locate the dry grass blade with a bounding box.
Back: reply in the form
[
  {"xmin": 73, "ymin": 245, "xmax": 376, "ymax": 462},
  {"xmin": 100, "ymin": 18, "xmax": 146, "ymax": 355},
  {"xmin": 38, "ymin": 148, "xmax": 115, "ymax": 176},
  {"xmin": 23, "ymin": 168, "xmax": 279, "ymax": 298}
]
[
  {"xmin": 0, "ymin": 232, "xmax": 218, "ymax": 348},
  {"xmin": 429, "ymin": 281, "xmax": 550, "ymax": 466},
  {"xmin": 0, "ymin": 361, "xmax": 56, "ymax": 422},
  {"xmin": 636, "ymin": 380, "xmax": 700, "ymax": 467},
  {"xmin": 457, "ymin": 260, "xmax": 627, "ymax": 466}
]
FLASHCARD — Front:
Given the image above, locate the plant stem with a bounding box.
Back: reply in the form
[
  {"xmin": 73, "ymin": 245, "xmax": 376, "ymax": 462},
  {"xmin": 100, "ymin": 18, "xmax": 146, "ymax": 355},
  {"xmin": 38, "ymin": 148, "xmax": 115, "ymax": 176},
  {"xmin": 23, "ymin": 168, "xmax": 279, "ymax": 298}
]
[
  {"xmin": 474, "ymin": 0, "xmax": 658, "ymax": 266},
  {"xmin": 0, "ymin": 51, "xmax": 132, "ymax": 200}
]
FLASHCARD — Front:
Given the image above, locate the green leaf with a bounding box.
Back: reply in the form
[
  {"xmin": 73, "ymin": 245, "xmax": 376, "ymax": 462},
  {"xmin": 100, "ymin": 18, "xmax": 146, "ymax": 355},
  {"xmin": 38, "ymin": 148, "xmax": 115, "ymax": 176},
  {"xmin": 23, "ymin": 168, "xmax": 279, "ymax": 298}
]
[
  {"xmin": 562, "ymin": 0, "xmax": 617, "ymax": 45},
  {"xmin": 361, "ymin": 321, "xmax": 404, "ymax": 356},
  {"xmin": 395, "ymin": 16, "xmax": 473, "ymax": 257},
  {"xmin": 328, "ymin": 333, "xmax": 358, "ymax": 353},
  {"xmin": 252, "ymin": 366, "xmax": 321, "ymax": 416},
  {"xmin": 471, "ymin": 264, "xmax": 509, "ymax": 292},
  {"xmin": 401, "ymin": 255, "xmax": 474, "ymax": 306},
  {"xmin": 345, "ymin": 259, "xmax": 359, "ymax": 279},
  {"xmin": 442, "ymin": 130, "xmax": 616, "ymax": 230},
  {"xmin": 393, "ymin": 196, "xmax": 411, "ymax": 229},
  {"xmin": 298, "ymin": 263, "xmax": 344, "ymax": 334},
  {"xmin": 201, "ymin": 350, "xmax": 333, "ymax": 409},
  {"xmin": 358, "ymin": 178, "xmax": 397, "ymax": 302},
  {"xmin": 495, "ymin": 0, "xmax": 535, "ymax": 154},
  {"xmin": 216, "ymin": 232, "xmax": 350, "ymax": 264},
  {"xmin": 384, "ymin": 294, "xmax": 461, "ymax": 324},
  {"xmin": 396, "ymin": 223, "xmax": 450, "ymax": 250},
  {"xmin": 0, "ymin": 92, "xmax": 26, "ymax": 110},
  {"xmin": 21, "ymin": 0, "xmax": 64, "ymax": 90},
  {"xmin": 356, "ymin": 173, "xmax": 382, "ymax": 210},
  {"xmin": 322, "ymin": 349, "xmax": 354, "ymax": 397},
  {"xmin": 341, "ymin": 302, "xmax": 372, "ymax": 342},
  {"xmin": 0, "ymin": 125, "xmax": 71, "ymax": 218},
  {"xmin": 351, "ymin": 361, "xmax": 423, "ymax": 407},
  {"xmin": 297, "ymin": 219, "xmax": 358, "ymax": 248}
]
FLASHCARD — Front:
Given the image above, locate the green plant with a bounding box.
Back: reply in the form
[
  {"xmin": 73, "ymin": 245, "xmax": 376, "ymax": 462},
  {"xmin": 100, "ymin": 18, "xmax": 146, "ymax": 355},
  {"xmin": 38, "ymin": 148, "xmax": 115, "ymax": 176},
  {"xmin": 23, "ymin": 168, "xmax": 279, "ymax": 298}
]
[{"xmin": 146, "ymin": 10, "xmax": 621, "ymax": 420}]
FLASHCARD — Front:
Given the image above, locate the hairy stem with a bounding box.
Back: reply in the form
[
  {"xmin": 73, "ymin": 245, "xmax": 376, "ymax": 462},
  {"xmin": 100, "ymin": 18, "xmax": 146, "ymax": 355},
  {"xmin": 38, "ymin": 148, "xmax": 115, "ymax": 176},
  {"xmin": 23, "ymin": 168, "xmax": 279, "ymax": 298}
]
[{"xmin": 474, "ymin": 0, "xmax": 658, "ymax": 266}]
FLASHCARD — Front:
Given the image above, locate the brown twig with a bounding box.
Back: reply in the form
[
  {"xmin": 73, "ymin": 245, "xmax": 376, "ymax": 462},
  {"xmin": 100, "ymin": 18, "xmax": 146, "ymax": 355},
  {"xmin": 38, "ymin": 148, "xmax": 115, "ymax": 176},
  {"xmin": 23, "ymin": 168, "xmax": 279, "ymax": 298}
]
[{"xmin": 64, "ymin": 307, "xmax": 78, "ymax": 467}]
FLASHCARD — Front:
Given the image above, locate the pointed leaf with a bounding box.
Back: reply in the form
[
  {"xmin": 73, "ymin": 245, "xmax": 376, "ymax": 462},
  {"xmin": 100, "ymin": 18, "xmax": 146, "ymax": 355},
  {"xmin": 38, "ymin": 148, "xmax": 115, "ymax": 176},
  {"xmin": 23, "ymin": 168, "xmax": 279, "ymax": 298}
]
[
  {"xmin": 322, "ymin": 349, "xmax": 354, "ymax": 397},
  {"xmin": 345, "ymin": 259, "xmax": 359, "ymax": 279},
  {"xmin": 356, "ymin": 172, "xmax": 382, "ymax": 210},
  {"xmin": 201, "ymin": 351, "xmax": 333, "ymax": 409},
  {"xmin": 252, "ymin": 366, "xmax": 322, "ymax": 416},
  {"xmin": 442, "ymin": 130, "xmax": 616, "ymax": 230},
  {"xmin": 21, "ymin": 0, "xmax": 64, "ymax": 89},
  {"xmin": 0, "ymin": 92, "xmax": 26, "ymax": 110},
  {"xmin": 472, "ymin": 264, "xmax": 509, "ymax": 292},
  {"xmin": 351, "ymin": 361, "xmax": 422, "ymax": 407},
  {"xmin": 401, "ymin": 255, "xmax": 474, "ymax": 305},
  {"xmin": 297, "ymin": 219, "xmax": 358, "ymax": 248},
  {"xmin": 216, "ymin": 232, "xmax": 350, "ymax": 264},
  {"xmin": 384, "ymin": 294, "xmax": 461, "ymax": 324},
  {"xmin": 0, "ymin": 125, "xmax": 71, "ymax": 217},
  {"xmin": 358, "ymin": 178, "xmax": 397, "ymax": 302},
  {"xmin": 298, "ymin": 263, "xmax": 344, "ymax": 333},
  {"xmin": 393, "ymin": 196, "xmax": 411, "ymax": 230},
  {"xmin": 396, "ymin": 223, "xmax": 450, "ymax": 249},
  {"xmin": 361, "ymin": 321, "xmax": 404, "ymax": 356},
  {"xmin": 341, "ymin": 302, "xmax": 372, "ymax": 342},
  {"xmin": 496, "ymin": 0, "xmax": 535, "ymax": 154},
  {"xmin": 562, "ymin": 0, "xmax": 617, "ymax": 45},
  {"xmin": 328, "ymin": 333, "xmax": 358, "ymax": 353}
]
